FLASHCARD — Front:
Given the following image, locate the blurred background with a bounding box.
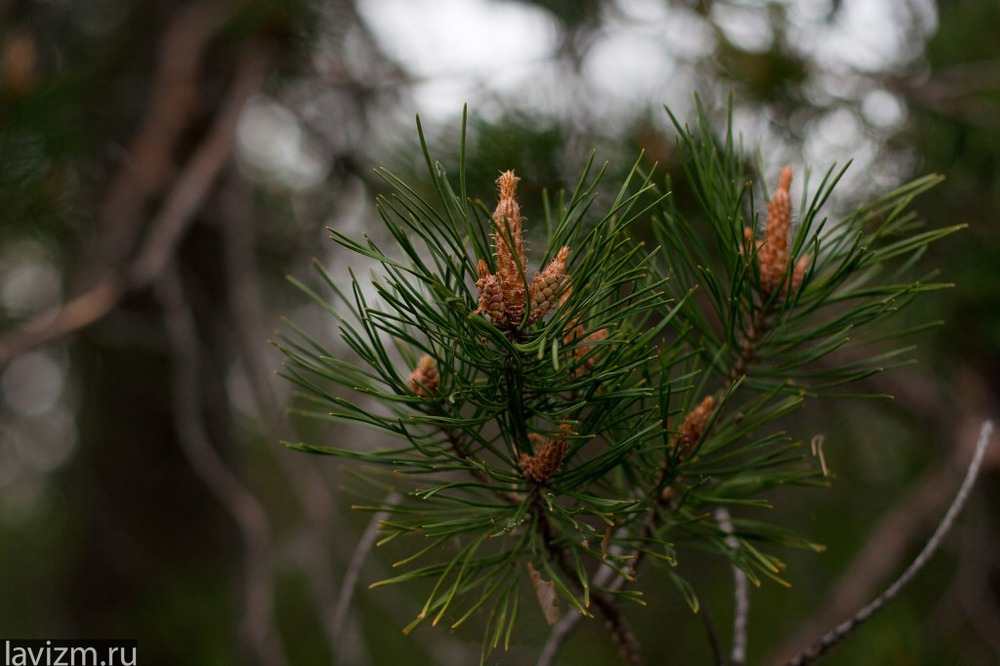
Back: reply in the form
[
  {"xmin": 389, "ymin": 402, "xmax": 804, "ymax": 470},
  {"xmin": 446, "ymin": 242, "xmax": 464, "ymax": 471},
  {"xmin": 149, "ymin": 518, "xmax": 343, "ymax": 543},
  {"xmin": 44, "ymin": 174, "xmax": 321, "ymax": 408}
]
[{"xmin": 0, "ymin": 0, "xmax": 997, "ymax": 664}]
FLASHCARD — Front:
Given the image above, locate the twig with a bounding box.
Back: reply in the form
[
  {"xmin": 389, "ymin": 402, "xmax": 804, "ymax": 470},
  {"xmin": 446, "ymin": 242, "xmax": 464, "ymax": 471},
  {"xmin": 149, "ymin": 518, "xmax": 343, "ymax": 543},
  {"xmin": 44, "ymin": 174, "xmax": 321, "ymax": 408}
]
[
  {"xmin": 784, "ymin": 420, "xmax": 995, "ymax": 666},
  {"xmin": 333, "ymin": 492, "xmax": 402, "ymax": 666},
  {"xmin": 731, "ymin": 560, "xmax": 749, "ymax": 665},
  {"xmin": 715, "ymin": 506, "xmax": 749, "ymax": 666},
  {"xmin": 0, "ymin": 43, "xmax": 271, "ymax": 367},
  {"xmin": 156, "ymin": 267, "xmax": 286, "ymax": 666},
  {"xmin": 0, "ymin": 276, "xmax": 127, "ymax": 365}
]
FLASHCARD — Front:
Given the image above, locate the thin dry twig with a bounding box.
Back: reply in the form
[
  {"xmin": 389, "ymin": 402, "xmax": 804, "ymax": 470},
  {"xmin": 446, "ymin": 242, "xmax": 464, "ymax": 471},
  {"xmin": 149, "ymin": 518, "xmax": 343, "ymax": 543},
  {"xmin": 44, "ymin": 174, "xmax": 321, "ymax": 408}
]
[
  {"xmin": 784, "ymin": 420, "xmax": 995, "ymax": 666},
  {"xmin": 333, "ymin": 493, "xmax": 403, "ymax": 666},
  {"xmin": 715, "ymin": 506, "xmax": 749, "ymax": 666},
  {"xmin": 156, "ymin": 267, "xmax": 286, "ymax": 666}
]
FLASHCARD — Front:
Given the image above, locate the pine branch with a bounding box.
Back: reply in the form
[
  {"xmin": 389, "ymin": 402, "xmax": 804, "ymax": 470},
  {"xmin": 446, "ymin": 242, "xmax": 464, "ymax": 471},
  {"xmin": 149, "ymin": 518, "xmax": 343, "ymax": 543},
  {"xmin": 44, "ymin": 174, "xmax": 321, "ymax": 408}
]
[{"xmin": 279, "ymin": 101, "xmax": 959, "ymax": 666}]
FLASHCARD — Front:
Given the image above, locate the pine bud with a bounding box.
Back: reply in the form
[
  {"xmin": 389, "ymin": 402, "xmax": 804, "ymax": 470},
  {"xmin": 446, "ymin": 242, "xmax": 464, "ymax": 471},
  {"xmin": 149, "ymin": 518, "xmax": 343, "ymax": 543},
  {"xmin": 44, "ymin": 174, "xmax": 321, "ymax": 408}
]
[
  {"xmin": 790, "ymin": 253, "xmax": 810, "ymax": 293},
  {"xmin": 519, "ymin": 425, "xmax": 572, "ymax": 482},
  {"xmin": 408, "ymin": 354, "xmax": 439, "ymax": 398},
  {"xmin": 758, "ymin": 166, "xmax": 793, "ymax": 294},
  {"xmin": 476, "ymin": 260, "xmax": 509, "ymax": 328},
  {"xmin": 528, "ymin": 246, "xmax": 570, "ymax": 324},
  {"xmin": 746, "ymin": 166, "xmax": 809, "ymax": 297},
  {"xmin": 474, "ymin": 170, "xmax": 572, "ymax": 331},
  {"xmin": 494, "ymin": 171, "xmax": 527, "ymax": 317},
  {"xmin": 673, "ymin": 396, "xmax": 714, "ymax": 459}
]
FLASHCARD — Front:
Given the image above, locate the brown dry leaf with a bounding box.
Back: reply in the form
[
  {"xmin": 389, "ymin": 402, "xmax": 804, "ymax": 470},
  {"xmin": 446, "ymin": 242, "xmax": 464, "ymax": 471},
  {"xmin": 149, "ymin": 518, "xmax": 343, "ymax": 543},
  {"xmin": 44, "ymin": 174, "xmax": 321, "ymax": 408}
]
[
  {"xmin": 526, "ymin": 562, "xmax": 561, "ymax": 625},
  {"xmin": 601, "ymin": 524, "xmax": 613, "ymax": 559}
]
